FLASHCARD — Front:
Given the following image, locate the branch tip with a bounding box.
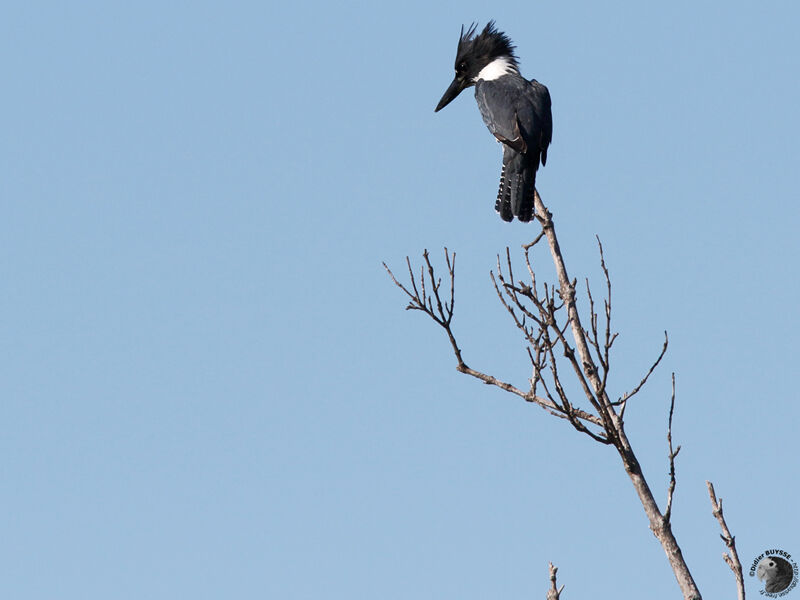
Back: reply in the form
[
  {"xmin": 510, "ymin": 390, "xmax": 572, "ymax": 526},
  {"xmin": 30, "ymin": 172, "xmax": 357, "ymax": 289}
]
[{"xmin": 706, "ymin": 480, "xmax": 745, "ymax": 600}]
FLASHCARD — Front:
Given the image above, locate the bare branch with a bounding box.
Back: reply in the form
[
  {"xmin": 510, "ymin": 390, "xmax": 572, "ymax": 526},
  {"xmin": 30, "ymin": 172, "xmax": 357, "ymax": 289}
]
[
  {"xmin": 455, "ymin": 362, "xmax": 592, "ymax": 425},
  {"xmin": 532, "ymin": 190, "xmax": 701, "ymax": 599},
  {"xmin": 596, "ymin": 237, "xmax": 616, "ymax": 397},
  {"xmin": 384, "ymin": 250, "xmax": 462, "ymax": 365},
  {"xmin": 546, "ymin": 562, "xmax": 565, "ymax": 600},
  {"xmin": 585, "ymin": 277, "xmax": 603, "ymax": 365},
  {"xmin": 523, "ymin": 229, "xmax": 546, "ymax": 251},
  {"xmin": 489, "ymin": 247, "xmax": 610, "ymax": 440},
  {"xmin": 445, "ymin": 248, "xmax": 456, "ymax": 324},
  {"xmin": 523, "ymin": 242, "xmax": 540, "ymax": 299},
  {"xmin": 664, "ymin": 373, "xmax": 681, "ymax": 523},
  {"xmin": 489, "ymin": 266, "xmax": 607, "ymax": 433},
  {"xmin": 382, "ymin": 260, "xmax": 419, "ymax": 309},
  {"xmin": 706, "ymin": 481, "xmax": 745, "ymax": 600},
  {"xmin": 617, "ymin": 331, "xmax": 669, "ymax": 419},
  {"xmin": 408, "ymin": 256, "xmax": 422, "ymax": 305},
  {"xmin": 386, "ymin": 249, "xmax": 573, "ymax": 416},
  {"xmin": 386, "ymin": 189, "xmax": 704, "ymax": 600}
]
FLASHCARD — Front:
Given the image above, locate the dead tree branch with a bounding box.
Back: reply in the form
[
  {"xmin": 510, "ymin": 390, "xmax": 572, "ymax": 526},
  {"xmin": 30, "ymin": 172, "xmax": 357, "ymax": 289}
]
[
  {"xmin": 664, "ymin": 374, "xmax": 681, "ymax": 524},
  {"xmin": 616, "ymin": 332, "xmax": 669, "ymax": 419},
  {"xmin": 384, "ymin": 189, "xmax": 740, "ymax": 600},
  {"xmin": 706, "ymin": 481, "xmax": 745, "ymax": 600},
  {"xmin": 383, "ymin": 250, "xmax": 578, "ymax": 421},
  {"xmin": 546, "ymin": 562, "xmax": 565, "ymax": 600}
]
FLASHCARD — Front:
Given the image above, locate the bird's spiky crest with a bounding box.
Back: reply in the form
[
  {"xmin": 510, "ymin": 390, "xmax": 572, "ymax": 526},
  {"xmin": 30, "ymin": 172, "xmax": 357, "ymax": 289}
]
[{"xmin": 455, "ymin": 21, "xmax": 518, "ymax": 69}]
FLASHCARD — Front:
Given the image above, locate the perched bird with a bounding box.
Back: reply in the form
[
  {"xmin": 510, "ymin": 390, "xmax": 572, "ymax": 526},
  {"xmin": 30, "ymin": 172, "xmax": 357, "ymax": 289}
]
[
  {"xmin": 757, "ymin": 556, "xmax": 794, "ymax": 593},
  {"xmin": 435, "ymin": 21, "xmax": 552, "ymax": 223}
]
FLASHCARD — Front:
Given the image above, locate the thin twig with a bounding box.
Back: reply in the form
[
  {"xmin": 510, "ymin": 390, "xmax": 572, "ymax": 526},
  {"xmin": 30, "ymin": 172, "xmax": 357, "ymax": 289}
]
[
  {"xmin": 617, "ymin": 331, "xmax": 669, "ymax": 419},
  {"xmin": 385, "ymin": 250, "xmax": 568, "ymax": 415},
  {"xmin": 491, "ymin": 250, "xmax": 609, "ymax": 439},
  {"xmin": 596, "ymin": 237, "xmax": 617, "ymax": 397},
  {"xmin": 523, "ymin": 230, "xmax": 546, "ymax": 251},
  {"xmin": 664, "ymin": 373, "xmax": 681, "ymax": 523},
  {"xmin": 706, "ymin": 481, "xmax": 745, "ymax": 600}
]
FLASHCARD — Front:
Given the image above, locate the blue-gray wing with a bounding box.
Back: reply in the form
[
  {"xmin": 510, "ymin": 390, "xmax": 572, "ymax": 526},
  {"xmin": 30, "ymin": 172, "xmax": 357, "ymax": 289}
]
[
  {"xmin": 475, "ymin": 77, "xmax": 552, "ymax": 164},
  {"xmin": 475, "ymin": 79, "xmax": 528, "ymax": 153},
  {"xmin": 525, "ymin": 79, "xmax": 552, "ymax": 165}
]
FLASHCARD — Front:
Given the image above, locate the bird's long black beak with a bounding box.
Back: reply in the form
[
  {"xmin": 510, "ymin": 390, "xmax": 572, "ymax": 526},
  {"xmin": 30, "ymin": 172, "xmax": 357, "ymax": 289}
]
[{"xmin": 435, "ymin": 76, "xmax": 468, "ymax": 112}]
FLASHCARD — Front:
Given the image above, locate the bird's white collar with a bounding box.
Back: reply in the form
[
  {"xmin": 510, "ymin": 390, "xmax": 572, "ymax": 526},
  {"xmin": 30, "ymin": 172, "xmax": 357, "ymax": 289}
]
[{"xmin": 475, "ymin": 56, "xmax": 517, "ymax": 82}]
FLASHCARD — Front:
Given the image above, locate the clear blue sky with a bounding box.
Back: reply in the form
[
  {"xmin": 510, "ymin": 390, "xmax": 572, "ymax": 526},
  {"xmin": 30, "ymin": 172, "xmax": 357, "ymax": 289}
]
[{"xmin": 2, "ymin": 1, "xmax": 798, "ymax": 598}]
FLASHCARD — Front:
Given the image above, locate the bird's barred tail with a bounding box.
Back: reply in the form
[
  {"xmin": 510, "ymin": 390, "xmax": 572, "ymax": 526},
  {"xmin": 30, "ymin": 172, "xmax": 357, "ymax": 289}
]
[
  {"xmin": 495, "ymin": 164, "xmax": 536, "ymax": 222},
  {"xmin": 495, "ymin": 165, "xmax": 514, "ymax": 222},
  {"xmin": 513, "ymin": 167, "xmax": 536, "ymax": 222}
]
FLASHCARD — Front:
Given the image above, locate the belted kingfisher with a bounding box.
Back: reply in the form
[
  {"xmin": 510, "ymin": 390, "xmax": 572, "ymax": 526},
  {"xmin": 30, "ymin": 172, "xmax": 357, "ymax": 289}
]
[{"xmin": 435, "ymin": 22, "xmax": 552, "ymax": 222}]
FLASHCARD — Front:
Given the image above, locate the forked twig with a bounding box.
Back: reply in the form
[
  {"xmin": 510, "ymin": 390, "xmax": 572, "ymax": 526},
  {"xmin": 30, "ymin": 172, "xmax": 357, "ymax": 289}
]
[
  {"xmin": 706, "ymin": 481, "xmax": 745, "ymax": 600},
  {"xmin": 617, "ymin": 331, "xmax": 669, "ymax": 419},
  {"xmin": 384, "ymin": 189, "xmax": 710, "ymax": 600},
  {"xmin": 384, "ymin": 249, "xmax": 567, "ymax": 415}
]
